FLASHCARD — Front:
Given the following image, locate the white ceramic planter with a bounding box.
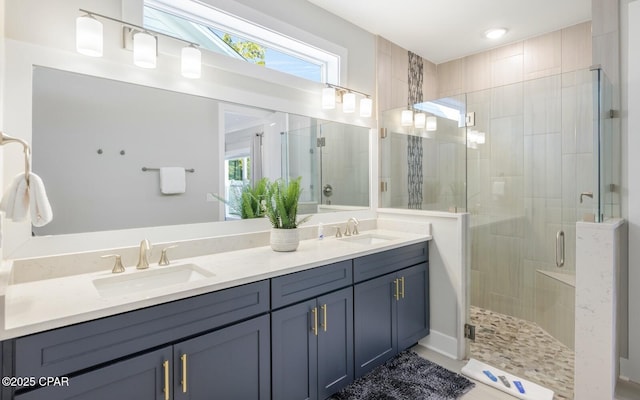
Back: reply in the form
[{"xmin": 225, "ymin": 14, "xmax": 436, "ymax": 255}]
[{"xmin": 270, "ymin": 228, "xmax": 299, "ymax": 252}]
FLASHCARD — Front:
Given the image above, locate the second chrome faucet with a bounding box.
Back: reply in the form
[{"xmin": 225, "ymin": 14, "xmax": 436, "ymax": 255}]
[
  {"xmin": 345, "ymin": 217, "xmax": 359, "ymax": 236},
  {"xmin": 137, "ymin": 239, "xmax": 152, "ymax": 269}
]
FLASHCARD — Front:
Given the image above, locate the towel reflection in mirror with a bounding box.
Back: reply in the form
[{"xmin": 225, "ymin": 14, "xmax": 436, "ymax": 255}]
[{"xmin": 0, "ymin": 131, "xmax": 53, "ymax": 227}]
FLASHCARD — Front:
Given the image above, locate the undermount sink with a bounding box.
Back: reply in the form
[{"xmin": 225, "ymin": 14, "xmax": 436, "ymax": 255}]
[
  {"xmin": 93, "ymin": 263, "xmax": 215, "ymax": 298},
  {"xmin": 338, "ymin": 233, "xmax": 397, "ymax": 245}
]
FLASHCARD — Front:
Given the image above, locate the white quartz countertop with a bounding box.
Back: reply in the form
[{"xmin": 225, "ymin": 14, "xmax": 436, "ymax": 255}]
[{"xmin": 1, "ymin": 229, "xmax": 431, "ymax": 340}]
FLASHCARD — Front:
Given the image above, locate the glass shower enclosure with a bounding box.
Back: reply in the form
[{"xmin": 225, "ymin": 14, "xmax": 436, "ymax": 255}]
[{"xmin": 380, "ymin": 66, "xmax": 617, "ymax": 399}]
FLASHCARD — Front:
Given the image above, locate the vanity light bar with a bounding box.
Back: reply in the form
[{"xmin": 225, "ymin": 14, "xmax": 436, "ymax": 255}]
[
  {"xmin": 322, "ymin": 83, "xmax": 373, "ymax": 118},
  {"xmin": 77, "ymin": 9, "xmax": 202, "ymax": 78}
]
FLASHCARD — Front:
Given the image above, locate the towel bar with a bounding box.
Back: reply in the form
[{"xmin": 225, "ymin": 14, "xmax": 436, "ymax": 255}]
[
  {"xmin": 142, "ymin": 167, "xmax": 195, "ymax": 173},
  {"xmin": 0, "ymin": 131, "xmax": 31, "ymax": 184}
]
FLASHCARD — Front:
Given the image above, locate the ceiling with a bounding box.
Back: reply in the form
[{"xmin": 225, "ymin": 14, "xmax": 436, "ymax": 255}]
[{"xmin": 307, "ymin": 0, "xmax": 591, "ymax": 64}]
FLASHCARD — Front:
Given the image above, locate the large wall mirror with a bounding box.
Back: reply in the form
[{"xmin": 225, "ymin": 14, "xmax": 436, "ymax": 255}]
[{"xmin": 31, "ymin": 67, "xmax": 370, "ymax": 236}]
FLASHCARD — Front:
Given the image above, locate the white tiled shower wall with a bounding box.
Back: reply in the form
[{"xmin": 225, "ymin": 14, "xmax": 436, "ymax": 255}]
[{"xmin": 376, "ymin": 22, "xmax": 592, "ymax": 346}]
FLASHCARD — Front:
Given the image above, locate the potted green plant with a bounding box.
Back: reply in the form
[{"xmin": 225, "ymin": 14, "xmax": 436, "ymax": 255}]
[{"xmin": 263, "ymin": 177, "xmax": 311, "ymax": 251}]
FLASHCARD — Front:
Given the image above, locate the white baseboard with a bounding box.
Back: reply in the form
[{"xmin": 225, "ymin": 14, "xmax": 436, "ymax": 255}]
[{"xmin": 419, "ymin": 329, "xmax": 460, "ymax": 360}]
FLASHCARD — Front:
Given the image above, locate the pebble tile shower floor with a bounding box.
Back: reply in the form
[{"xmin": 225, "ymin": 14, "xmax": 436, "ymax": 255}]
[{"xmin": 469, "ymin": 306, "xmax": 574, "ymax": 400}]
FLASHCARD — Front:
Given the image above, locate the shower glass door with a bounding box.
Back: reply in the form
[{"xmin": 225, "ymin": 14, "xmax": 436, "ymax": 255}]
[
  {"xmin": 466, "ymin": 69, "xmax": 595, "ymax": 399},
  {"xmin": 377, "ymin": 70, "xmax": 599, "ymax": 399}
]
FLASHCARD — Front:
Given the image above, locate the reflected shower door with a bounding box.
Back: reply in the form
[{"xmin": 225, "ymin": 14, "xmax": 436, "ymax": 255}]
[{"xmin": 379, "ymin": 96, "xmax": 467, "ymax": 212}]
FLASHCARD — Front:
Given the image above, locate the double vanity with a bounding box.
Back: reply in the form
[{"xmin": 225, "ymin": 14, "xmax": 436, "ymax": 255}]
[{"xmin": 0, "ymin": 225, "xmax": 431, "ymax": 400}]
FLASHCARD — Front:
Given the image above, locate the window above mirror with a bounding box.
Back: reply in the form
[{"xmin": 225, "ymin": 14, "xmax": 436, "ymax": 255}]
[{"xmin": 144, "ymin": 0, "xmax": 340, "ymax": 84}]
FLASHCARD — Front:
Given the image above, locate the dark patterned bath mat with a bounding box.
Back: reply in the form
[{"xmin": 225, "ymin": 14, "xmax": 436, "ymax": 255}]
[{"xmin": 332, "ymin": 351, "xmax": 475, "ymax": 400}]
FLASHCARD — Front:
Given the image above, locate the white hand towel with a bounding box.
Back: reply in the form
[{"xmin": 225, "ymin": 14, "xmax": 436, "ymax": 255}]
[
  {"xmin": 159, "ymin": 167, "xmax": 186, "ymax": 194},
  {"xmin": 28, "ymin": 173, "xmax": 53, "ymax": 227},
  {"xmin": 0, "ymin": 172, "xmax": 29, "ymax": 221},
  {"xmin": 0, "ymin": 172, "xmax": 53, "ymax": 226}
]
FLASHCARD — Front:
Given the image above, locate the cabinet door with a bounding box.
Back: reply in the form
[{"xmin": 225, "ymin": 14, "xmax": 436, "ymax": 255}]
[
  {"xmin": 173, "ymin": 314, "xmax": 270, "ymax": 400},
  {"xmin": 272, "ymin": 299, "xmax": 318, "ymax": 400},
  {"xmin": 15, "ymin": 347, "xmax": 172, "ymax": 400},
  {"xmin": 317, "ymin": 287, "xmax": 354, "ymax": 399},
  {"xmin": 396, "ymin": 263, "xmax": 430, "ymax": 350},
  {"xmin": 353, "ymin": 273, "xmax": 397, "ymax": 378}
]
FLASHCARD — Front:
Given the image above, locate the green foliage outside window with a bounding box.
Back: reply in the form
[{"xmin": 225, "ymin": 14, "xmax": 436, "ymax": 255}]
[
  {"xmin": 222, "ymin": 33, "xmax": 266, "ymax": 66},
  {"xmin": 228, "ymin": 158, "xmax": 251, "ymax": 181}
]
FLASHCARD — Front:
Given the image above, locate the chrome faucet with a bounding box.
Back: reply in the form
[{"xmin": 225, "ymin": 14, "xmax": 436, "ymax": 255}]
[
  {"xmin": 136, "ymin": 239, "xmax": 152, "ymax": 270},
  {"xmin": 345, "ymin": 217, "xmax": 359, "ymax": 236}
]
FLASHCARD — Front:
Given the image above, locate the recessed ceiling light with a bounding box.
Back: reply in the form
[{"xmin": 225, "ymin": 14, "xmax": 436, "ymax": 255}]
[{"xmin": 484, "ymin": 28, "xmax": 508, "ymax": 39}]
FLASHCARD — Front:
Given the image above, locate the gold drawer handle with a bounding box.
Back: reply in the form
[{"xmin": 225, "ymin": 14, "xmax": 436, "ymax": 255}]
[
  {"xmin": 181, "ymin": 353, "xmax": 188, "ymax": 393},
  {"xmin": 311, "ymin": 307, "xmax": 318, "ymax": 336},
  {"xmin": 163, "ymin": 360, "xmax": 170, "ymax": 400},
  {"xmin": 394, "ymin": 278, "xmax": 400, "ymax": 301},
  {"xmin": 321, "ymin": 304, "xmax": 327, "ymax": 332},
  {"xmin": 400, "ymin": 276, "xmax": 405, "ymax": 299}
]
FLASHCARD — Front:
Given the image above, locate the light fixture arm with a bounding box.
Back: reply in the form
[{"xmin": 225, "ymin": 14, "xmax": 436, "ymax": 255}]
[
  {"xmin": 324, "ymin": 83, "xmax": 370, "ymax": 99},
  {"xmin": 79, "ymin": 8, "xmax": 199, "ymax": 48}
]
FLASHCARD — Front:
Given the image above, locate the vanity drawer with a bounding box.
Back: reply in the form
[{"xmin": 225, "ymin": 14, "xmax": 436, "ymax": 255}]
[
  {"xmin": 353, "ymin": 242, "xmax": 428, "ymax": 283},
  {"xmin": 13, "ymin": 280, "xmax": 269, "ymax": 379},
  {"xmin": 271, "ymin": 260, "xmax": 352, "ymax": 309}
]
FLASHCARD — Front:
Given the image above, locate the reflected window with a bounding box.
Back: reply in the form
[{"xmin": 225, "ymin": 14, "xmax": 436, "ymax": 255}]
[
  {"xmin": 227, "ymin": 157, "xmax": 250, "ymax": 181},
  {"xmin": 224, "ymin": 156, "xmax": 251, "ymax": 219},
  {"xmin": 143, "ymin": 0, "xmax": 338, "ymax": 83}
]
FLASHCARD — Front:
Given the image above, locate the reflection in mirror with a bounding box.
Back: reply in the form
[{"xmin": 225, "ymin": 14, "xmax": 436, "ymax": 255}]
[
  {"xmin": 283, "ymin": 117, "xmax": 370, "ymax": 213},
  {"xmin": 31, "ymin": 66, "xmax": 370, "ymax": 235},
  {"xmin": 222, "ymin": 104, "xmax": 283, "ymax": 220},
  {"xmin": 379, "ymin": 95, "xmax": 467, "ymax": 212}
]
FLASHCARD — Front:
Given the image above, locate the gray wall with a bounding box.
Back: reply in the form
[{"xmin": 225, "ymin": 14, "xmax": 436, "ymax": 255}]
[{"xmin": 32, "ymin": 67, "xmax": 220, "ymax": 235}]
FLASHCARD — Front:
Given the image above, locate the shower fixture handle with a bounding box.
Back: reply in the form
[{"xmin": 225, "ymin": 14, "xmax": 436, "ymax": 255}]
[
  {"xmin": 322, "ymin": 184, "xmax": 333, "ymax": 197},
  {"xmin": 556, "ymin": 230, "xmax": 565, "ymax": 268},
  {"xmin": 580, "ymin": 191, "xmax": 593, "ymax": 203}
]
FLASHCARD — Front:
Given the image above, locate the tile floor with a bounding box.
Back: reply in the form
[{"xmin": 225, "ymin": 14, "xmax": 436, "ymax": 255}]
[
  {"xmin": 412, "ymin": 345, "xmax": 514, "ymax": 399},
  {"xmin": 469, "ymin": 306, "xmax": 574, "ymax": 399},
  {"xmin": 414, "ymin": 307, "xmax": 640, "ymax": 400}
]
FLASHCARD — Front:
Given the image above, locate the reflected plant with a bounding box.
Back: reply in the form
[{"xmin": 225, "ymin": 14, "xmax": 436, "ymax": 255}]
[
  {"xmin": 239, "ymin": 178, "xmax": 268, "ymax": 219},
  {"xmin": 216, "ymin": 178, "xmax": 268, "ymax": 219}
]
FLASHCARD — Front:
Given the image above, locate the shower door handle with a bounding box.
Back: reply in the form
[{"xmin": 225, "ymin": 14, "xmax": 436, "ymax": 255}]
[{"xmin": 556, "ymin": 230, "xmax": 565, "ymax": 268}]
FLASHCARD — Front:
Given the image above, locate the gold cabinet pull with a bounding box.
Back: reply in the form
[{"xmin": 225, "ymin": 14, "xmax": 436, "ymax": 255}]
[
  {"xmin": 321, "ymin": 304, "xmax": 327, "ymax": 332},
  {"xmin": 394, "ymin": 278, "xmax": 400, "ymax": 301},
  {"xmin": 400, "ymin": 277, "xmax": 405, "ymax": 299},
  {"xmin": 181, "ymin": 353, "xmax": 188, "ymax": 393},
  {"xmin": 162, "ymin": 360, "xmax": 170, "ymax": 400},
  {"xmin": 311, "ymin": 307, "xmax": 318, "ymax": 336}
]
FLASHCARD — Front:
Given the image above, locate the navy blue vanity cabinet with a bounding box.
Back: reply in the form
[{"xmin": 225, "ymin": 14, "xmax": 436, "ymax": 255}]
[
  {"xmin": 353, "ymin": 242, "xmax": 429, "ymax": 378},
  {"xmin": 173, "ymin": 314, "xmax": 270, "ymax": 399},
  {"xmin": 14, "ymin": 347, "xmax": 173, "ymax": 400},
  {"xmin": 272, "ymin": 298, "xmax": 318, "ymax": 400},
  {"xmin": 5, "ymin": 280, "xmax": 270, "ymax": 400},
  {"xmin": 271, "ymin": 261, "xmax": 354, "ymax": 400},
  {"xmin": 396, "ymin": 263, "xmax": 430, "ymax": 350},
  {"xmin": 353, "ymin": 271, "xmax": 397, "ymax": 377},
  {"xmin": 14, "ymin": 315, "xmax": 270, "ymax": 400}
]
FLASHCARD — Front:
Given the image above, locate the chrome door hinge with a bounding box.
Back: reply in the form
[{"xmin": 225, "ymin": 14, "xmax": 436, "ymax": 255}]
[
  {"xmin": 316, "ymin": 137, "xmax": 326, "ymax": 147},
  {"xmin": 464, "ymin": 323, "xmax": 476, "ymax": 341},
  {"xmin": 465, "ymin": 112, "xmax": 475, "ymax": 127},
  {"xmin": 380, "ymin": 128, "xmax": 388, "ymax": 139}
]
